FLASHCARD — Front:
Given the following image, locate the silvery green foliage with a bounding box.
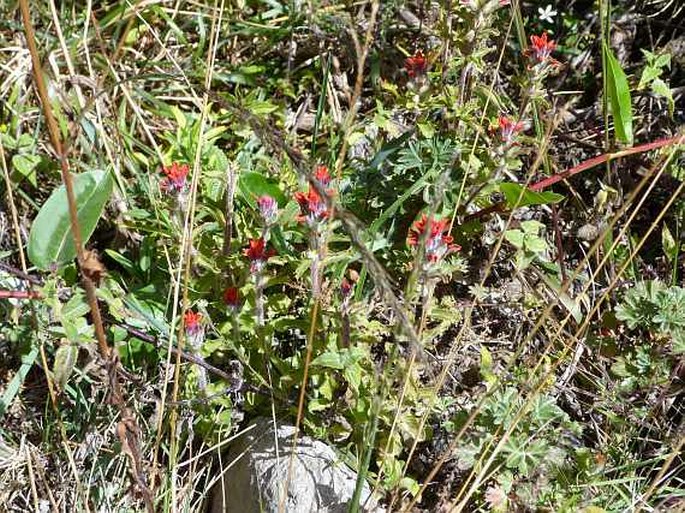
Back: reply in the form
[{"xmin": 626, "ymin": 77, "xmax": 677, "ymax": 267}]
[{"xmin": 615, "ymin": 281, "xmax": 685, "ymax": 353}]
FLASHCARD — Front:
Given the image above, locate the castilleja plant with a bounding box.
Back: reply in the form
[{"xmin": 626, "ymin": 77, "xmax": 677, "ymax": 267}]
[
  {"xmin": 160, "ymin": 162, "xmax": 190, "ymax": 207},
  {"xmin": 184, "ymin": 310, "xmax": 208, "ymax": 392},
  {"xmin": 407, "ymin": 214, "xmax": 461, "ymax": 270},
  {"xmin": 244, "ymin": 238, "xmax": 275, "ymax": 326},
  {"xmin": 294, "ymin": 165, "xmax": 334, "ymax": 298}
]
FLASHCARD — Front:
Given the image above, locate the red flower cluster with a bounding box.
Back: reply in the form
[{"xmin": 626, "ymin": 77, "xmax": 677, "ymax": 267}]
[
  {"xmin": 295, "ymin": 165, "xmax": 333, "ymax": 225},
  {"xmin": 160, "ymin": 162, "xmax": 189, "ymax": 193},
  {"xmin": 405, "ymin": 51, "xmax": 428, "ymax": 78},
  {"xmin": 313, "ymin": 165, "xmax": 331, "ymax": 187},
  {"xmin": 184, "ymin": 310, "xmax": 202, "ymax": 335},
  {"xmin": 244, "ymin": 238, "xmax": 276, "ymax": 272},
  {"xmin": 497, "ymin": 115, "xmax": 525, "ymax": 143},
  {"xmin": 529, "ymin": 33, "xmax": 556, "ymax": 63},
  {"xmin": 407, "ymin": 215, "xmax": 461, "ymax": 263},
  {"xmin": 223, "ymin": 286, "xmax": 240, "ymax": 309}
]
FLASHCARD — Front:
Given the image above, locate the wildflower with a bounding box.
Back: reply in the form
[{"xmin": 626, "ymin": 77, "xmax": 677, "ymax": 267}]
[
  {"xmin": 340, "ymin": 277, "xmax": 353, "ymax": 297},
  {"xmin": 538, "ymin": 4, "xmax": 557, "ymax": 23},
  {"xmin": 160, "ymin": 162, "xmax": 189, "ymax": 193},
  {"xmin": 529, "ymin": 32, "xmax": 556, "ymax": 63},
  {"xmin": 295, "ymin": 188, "xmax": 329, "ymax": 223},
  {"xmin": 184, "ymin": 310, "xmax": 202, "ymax": 335},
  {"xmin": 313, "ymin": 165, "xmax": 331, "ymax": 187},
  {"xmin": 404, "ymin": 51, "xmax": 428, "ymax": 78},
  {"xmin": 244, "ymin": 238, "xmax": 275, "ymax": 273},
  {"xmin": 294, "ymin": 165, "xmax": 335, "ymax": 225},
  {"xmin": 257, "ymin": 195, "xmax": 278, "ymax": 225},
  {"xmin": 184, "ymin": 310, "xmax": 204, "ymax": 351},
  {"xmin": 223, "ymin": 286, "xmax": 240, "ymax": 310},
  {"xmin": 497, "ymin": 115, "xmax": 525, "ymax": 143},
  {"xmin": 407, "ymin": 214, "xmax": 461, "ymax": 263}
]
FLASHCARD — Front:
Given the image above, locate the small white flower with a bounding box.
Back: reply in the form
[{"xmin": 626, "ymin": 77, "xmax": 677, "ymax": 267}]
[{"xmin": 538, "ymin": 4, "xmax": 557, "ymax": 23}]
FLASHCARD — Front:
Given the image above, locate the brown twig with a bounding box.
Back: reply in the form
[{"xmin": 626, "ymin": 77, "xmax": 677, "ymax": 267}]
[{"xmin": 0, "ymin": 262, "xmax": 43, "ymax": 285}]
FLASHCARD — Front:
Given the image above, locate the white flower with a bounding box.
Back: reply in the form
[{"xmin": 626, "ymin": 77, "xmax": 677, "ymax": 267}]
[{"xmin": 538, "ymin": 4, "xmax": 557, "ymax": 23}]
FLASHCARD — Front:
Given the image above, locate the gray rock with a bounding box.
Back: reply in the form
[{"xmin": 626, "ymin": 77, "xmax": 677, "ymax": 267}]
[{"xmin": 210, "ymin": 418, "xmax": 382, "ymax": 513}]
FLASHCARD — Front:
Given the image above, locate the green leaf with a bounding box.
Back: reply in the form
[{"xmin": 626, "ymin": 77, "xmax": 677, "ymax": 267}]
[
  {"xmin": 504, "ymin": 229, "xmax": 525, "ymax": 249},
  {"xmin": 500, "ymin": 183, "xmax": 564, "ymax": 209},
  {"xmin": 0, "ymin": 343, "xmax": 39, "ymax": 418},
  {"xmin": 12, "ymin": 154, "xmax": 41, "ymax": 187},
  {"xmin": 238, "ymin": 171, "xmax": 286, "ymax": 208},
  {"xmin": 53, "ymin": 342, "xmax": 78, "ymax": 391},
  {"xmin": 662, "ymin": 224, "xmax": 677, "ymax": 262},
  {"xmin": 651, "ymin": 78, "xmax": 674, "ymax": 117},
  {"xmin": 603, "ymin": 42, "xmax": 634, "ymax": 146},
  {"xmin": 28, "ymin": 170, "xmax": 113, "ymax": 270},
  {"xmin": 311, "ymin": 351, "xmax": 344, "ymax": 370}
]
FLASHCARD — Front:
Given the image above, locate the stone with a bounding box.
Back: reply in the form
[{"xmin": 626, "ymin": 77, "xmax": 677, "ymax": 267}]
[{"xmin": 209, "ymin": 418, "xmax": 382, "ymax": 513}]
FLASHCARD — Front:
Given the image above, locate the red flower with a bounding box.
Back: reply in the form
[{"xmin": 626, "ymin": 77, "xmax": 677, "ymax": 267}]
[
  {"xmin": 184, "ymin": 310, "xmax": 202, "ymax": 335},
  {"xmin": 223, "ymin": 286, "xmax": 240, "ymax": 308},
  {"xmin": 314, "ymin": 165, "xmax": 331, "ymax": 187},
  {"xmin": 340, "ymin": 277, "xmax": 353, "ymax": 297},
  {"xmin": 295, "ymin": 188, "xmax": 329, "ymax": 222},
  {"xmin": 530, "ymin": 33, "xmax": 556, "ymax": 63},
  {"xmin": 497, "ymin": 115, "xmax": 525, "ymax": 143},
  {"xmin": 405, "ymin": 51, "xmax": 428, "ymax": 78},
  {"xmin": 160, "ymin": 162, "xmax": 189, "ymax": 193},
  {"xmin": 244, "ymin": 238, "xmax": 275, "ymax": 272},
  {"xmin": 407, "ymin": 214, "xmax": 461, "ymax": 263}
]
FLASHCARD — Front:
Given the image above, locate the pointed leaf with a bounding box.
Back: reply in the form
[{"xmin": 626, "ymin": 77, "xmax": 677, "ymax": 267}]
[
  {"xmin": 500, "ymin": 183, "xmax": 564, "ymax": 209},
  {"xmin": 53, "ymin": 341, "xmax": 78, "ymax": 391},
  {"xmin": 603, "ymin": 42, "xmax": 634, "ymax": 145}
]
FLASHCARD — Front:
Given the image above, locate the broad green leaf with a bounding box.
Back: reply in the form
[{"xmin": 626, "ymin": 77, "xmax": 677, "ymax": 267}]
[
  {"xmin": 311, "ymin": 351, "xmax": 344, "ymax": 370},
  {"xmin": 12, "ymin": 154, "xmax": 41, "ymax": 187},
  {"xmin": 603, "ymin": 42, "xmax": 633, "ymax": 145},
  {"xmin": 500, "ymin": 183, "xmax": 564, "ymax": 209},
  {"xmin": 504, "ymin": 229, "xmax": 525, "ymax": 249},
  {"xmin": 53, "ymin": 342, "xmax": 78, "ymax": 391},
  {"xmin": 638, "ymin": 65, "xmax": 662, "ymax": 90},
  {"xmin": 238, "ymin": 171, "xmax": 286, "ymax": 208},
  {"xmin": 28, "ymin": 169, "xmax": 113, "ymax": 270},
  {"xmin": 520, "ymin": 220, "xmax": 545, "ymax": 234}
]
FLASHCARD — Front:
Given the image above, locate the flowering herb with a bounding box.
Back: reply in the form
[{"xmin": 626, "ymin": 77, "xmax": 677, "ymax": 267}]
[
  {"xmin": 295, "ymin": 188, "xmax": 329, "ymax": 224},
  {"xmin": 244, "ymin": 238, "xmax": 275, "ymax": 273},
  {"xmin": 529, "ymin": 33, "xmax": 557, "ymax": 63},
  {"xmin": 407, "ymin": 214, "xmax": 461, "ymax": 263},
  {"xmin": 183, "ymin": 310, "xmax": 202, "ymax": 335},
  {"xmin": 497, "ymin": 115, "xmax": 525, "ymax": 143},
  {"xmin": 313, "ymin": 165, "xmax": 332, "ymax": 187},
  {"xmin": 538, "ymin": 4, "xmax": 557, "ymax": 23},
  {"xmin": 340, "ymin": 277, "xmax": 353, "ymax": 297},
  {"xmin": 223, "ymin": 286, "xmax": 240, "ymax": 309},
  {"xmin": 404, "ymin": 51, "xmax": 428, "ymax": 79},
  {"xmin": 160, "ymin": 162, "xmax": 189, "ymax": 194},
  {"xmin": 294, "ymin": 165, "xmax": 334, "ymax": 226},
  {"xmin": 256, "ymin": 195, "xmax": 278, "ymax": 225}
]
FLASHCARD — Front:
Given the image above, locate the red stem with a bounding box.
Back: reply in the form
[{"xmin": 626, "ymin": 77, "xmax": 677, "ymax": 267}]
[{"xmin": 0, "ymin": 290, "xmax": 43, "ymax": 299}]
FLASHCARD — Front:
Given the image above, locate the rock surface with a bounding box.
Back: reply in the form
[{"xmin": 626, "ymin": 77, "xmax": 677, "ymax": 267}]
[{"xmin": 209, "ymin": 418, "xmax": 381, "ymax": 513}]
